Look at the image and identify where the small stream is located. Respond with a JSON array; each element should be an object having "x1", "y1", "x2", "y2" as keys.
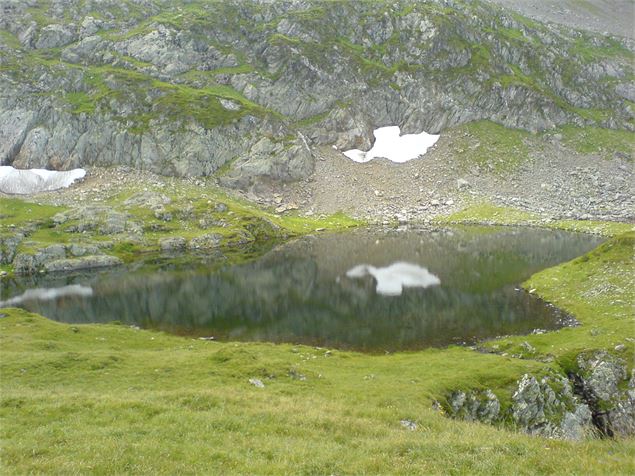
[{"x1": 1, "y1": 226, "x2": 603, "y2": 351}]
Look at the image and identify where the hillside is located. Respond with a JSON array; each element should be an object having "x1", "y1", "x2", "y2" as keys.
[
  {"x1": 488, "y1": 0, "x2": 635, "y2": 39},
  {"x1": 0, "y1": 0, "x2": 633, "y2": 191}
]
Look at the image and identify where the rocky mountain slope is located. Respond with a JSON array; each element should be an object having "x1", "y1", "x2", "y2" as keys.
[
  {"x1": 0, "y1": 0, "x2": 633, "y2": 190},
  {"x1": 488, "y1": 0, "x2": 635, "y2": 40}
]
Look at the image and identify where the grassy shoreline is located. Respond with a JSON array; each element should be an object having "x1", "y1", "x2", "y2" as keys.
[{"x1": 435, "y1": 202, "x2": 634, "y2": 237}]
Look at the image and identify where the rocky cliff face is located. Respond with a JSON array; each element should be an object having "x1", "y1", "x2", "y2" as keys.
[
  {"x1": 0, "y1": 0, "x2": 633, "y2": 188},
  {"x1": 447, "y1": 350, "x2": 635, "y2": 440}
]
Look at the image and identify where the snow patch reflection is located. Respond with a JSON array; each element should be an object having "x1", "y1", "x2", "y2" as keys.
[
  {"x1": 343, "y1": 126, "x2": 439, "y2": 163},
  {"x1": 346, "y1": 262, "x2": 441, "y2": 296},
  {"x1": 0, "y1": 166, "x2": 86, "y2": 194},
  {"x1": 0, "y1": 284, "x2": 93, "y2": 307}
]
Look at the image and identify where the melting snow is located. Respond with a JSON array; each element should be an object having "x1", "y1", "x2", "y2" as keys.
[
  {"x1": 0, "y1": 166, "x2": 86, "y2": 194},
  {"x1": 346, "y1": 262, "x2": 441, "y2": 296},
  {"x1": 0, "y1": 284, "x2": 93, "y2": 307},
  {"x1": 343, "y1": 126, "x2": 440, "y2": 163}
]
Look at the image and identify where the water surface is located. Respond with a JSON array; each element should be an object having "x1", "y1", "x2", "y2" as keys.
[{"x1": 1, "y1": 227, "x2": 602, "y2": 351}]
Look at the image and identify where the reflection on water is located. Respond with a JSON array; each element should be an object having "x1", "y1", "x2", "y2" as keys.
[
  {"x1": 346, "y1": 262, "x2": 440, "y2": 296},
  {"x1": 0, "y1": 284, "x2": 93, "y2": 307},
  {"x1": 1, "y1": 226, "x2": 603, "y2": 351}
]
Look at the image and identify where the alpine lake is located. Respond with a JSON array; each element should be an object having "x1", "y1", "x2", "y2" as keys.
[{"x1": 1, "y1": 226, "x2": 603, "y2": 352}]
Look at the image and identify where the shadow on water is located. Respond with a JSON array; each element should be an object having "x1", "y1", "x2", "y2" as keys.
[{"x1": 1, "y1": 226, "x2": 603, "y2": 352}]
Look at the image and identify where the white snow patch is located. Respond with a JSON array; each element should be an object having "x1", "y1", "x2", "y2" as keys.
[
  {"x1": 0, "y1": 166, "x2": 86, "y2": 194},
  {"x1": 343, "y1": 126, "x2": 440, "y2": 163},
  {"x1": 346, "y1": 262, "x2": 441, "y2": 296},
  {"x1": 0, "y1": 284, "x2": 93, "y2": 307}
]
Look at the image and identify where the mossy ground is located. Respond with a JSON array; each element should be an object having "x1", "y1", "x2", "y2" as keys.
[
  {"x1": 437, "y1": 202, "x2": 634, "y2": 236},
  {"x1": 447, "y1": 121, "x2": 635, "y2": 175},
  {"x1": 0, "y1": 182, "x2": 361, "y2": 276},
  {"x1": 1, "y1": 195, "x2": 634, "y2": 473}
]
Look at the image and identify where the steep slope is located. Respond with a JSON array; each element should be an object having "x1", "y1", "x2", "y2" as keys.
[
  {"x1": 487, "y1": 0, "x2": 635, "y2": 39},
  {"x1": 0, "y1": 0, "x2": 633, "y2": 189}
]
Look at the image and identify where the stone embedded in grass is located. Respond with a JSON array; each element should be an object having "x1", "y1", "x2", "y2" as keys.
[
  {"x1": 248, "y1": 378, "x2": 265, "y2": 388},
  {"x1": 43, "y1": 255, "x2": 123, "y2": 273},
  {"x1": 400, "y1": 419, "x2": 418, "y2": 431},
  {"x1": 159, "y1": 237, "x2": 187, "y2": 252},
  {"x1": 188, "y1": 233, "x2": 223, "y2": 250}
]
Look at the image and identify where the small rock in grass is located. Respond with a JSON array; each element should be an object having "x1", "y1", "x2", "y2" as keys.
[
  {"x1": 249, "y1": 378, "x2": 265, "y2": 388},
  {"x1": 159, "y1": 237, "x2": 186, "y2": 252},
  {"x1": 614, "y1": 344, "x2": 626, "y2": 352},
  {"x1": 400, "y1": 419, "x2": 417, "y2": 430},
  {"x1": 521, "y1": 341, "x2": 536, "y2": 354}
]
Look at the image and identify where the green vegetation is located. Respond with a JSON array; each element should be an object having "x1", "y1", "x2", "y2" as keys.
[
  {"x1": 451, "y1": 121, "x2": 531, "y2": 173},
  {"x1": 445, "y1": 121, "x2": 633, "y2": 175},
  {"x1": 0, "y1": 199, "x2": 63, "y2": 227},
  {"x1": 437, "y1": 203, "x2": 538, "y2": 225},
  {"x1": 65, "y1": 91, "x2": 97, "y2": 114},
  {"x1": 569, "y1": 35, "x2": 633, "y2": 64},
  {"x1": 437, "y1": 202, "x2": 634, "y2": 236},
  {"x1": 0, "y1": 181, "x2": 361, "y2": 277},
  {"x1": 2, "y1": 230, "x2": 635, "y2": 473},
  {"x1": 485, "y1": 232, "x2": 635, "y2": 369},
  {"x1": 558, "y1": 125, "x2": 634, "y2": 158},
  {"x1": 0, "y1": 29, "x2": 21, "y2": 49}
]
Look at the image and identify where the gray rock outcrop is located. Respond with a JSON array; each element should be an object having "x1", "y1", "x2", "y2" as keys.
[
  {"x1": 0, "y1": 0, "x2": 632, "y2": 189},
  {"x1": 574, "y1": 351, "x2": 635, "y2": 437},
  {"x1": 446, "y1": 351, "x2": 635, "y2": 440}
]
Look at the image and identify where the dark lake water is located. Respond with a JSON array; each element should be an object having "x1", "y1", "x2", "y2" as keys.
[{"x1": 1, "y1": 226, "x2": 603, "y2": 351}]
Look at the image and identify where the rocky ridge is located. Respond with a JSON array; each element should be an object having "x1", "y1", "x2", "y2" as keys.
[{"x1": 0, "y1": 0, "x2": 633, "y2": 189}]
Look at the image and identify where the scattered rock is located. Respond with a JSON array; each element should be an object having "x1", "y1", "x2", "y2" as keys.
[
  {"x1": 188, "y1": 233, "x2": 222, "y2": 250},
  {"x1": 400, "y1": 419, "x2": 417, "y2": 430},
  {"x1": 520, "y1": 341, "x2": 536, "y2": 354},
  {"x1": 43, "y1": 255, "x2": 122, "y2": 273},
  {"x1": 449, "y1": 389, "x2": 501, "y2": 424},
  {"x1": 456, "y1": 178, "x2": 470, "y2": 189},
  {"x1": 575, "y1": 351, "x2": 634, "y2": 436},
  {"x1": 159, "y1": 237, "x2": 187, "y2": 252},
  {"x1": 248, "y1": 378, "x2": 265, "y2": 388}
]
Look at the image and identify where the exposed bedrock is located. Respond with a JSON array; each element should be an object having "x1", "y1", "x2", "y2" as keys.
[
  {"x1": 446, "y1": 350, "x2": 635, "y2": 440},
  {"x1": 1, "y1": 0, "x2": 633, "y2": 188}
]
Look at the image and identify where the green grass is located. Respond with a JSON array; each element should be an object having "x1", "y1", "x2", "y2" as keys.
[
  {"x1": 557, "y1": 125, "x2": 635, "y2": 158},
  {"x1": 437, "y1": 202, "x2": 634, "y2": 237},
  {"x1": 437, "y1": 203, "x2": 537, "y2": 225},
  {"x1": 65, "y1": 91, "x2": 97, "y2": 114},
  {"x1": 2, "y1": 306, "x2": 634, "y2": 474},
  {"x1": 0, "y1": 184, "x2": 361, "y2": 275},
  {"x1": 484, "y1": 233, "x2": 635, "y2": 371},
  {"x1": 0, "y1": 199, "x2": 63, "y2": 227},
  {"x1": 451, "y1": 121, "x2": 531, "y2": 173},
  {"x1": 0, "y1": 29, "x2": 21, "y2": 49}
]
